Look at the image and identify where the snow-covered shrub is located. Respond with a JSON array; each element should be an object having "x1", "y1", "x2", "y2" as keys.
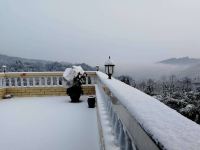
[
  {"x1": 179, "y1": 104, "x2": 198, "y2": 121},
  {"x1": 171, "y1": 92, "x2": 183, "y2": 100},
  {"x1": 162, "y1": 98, "x2": 188, "y2": 111}
]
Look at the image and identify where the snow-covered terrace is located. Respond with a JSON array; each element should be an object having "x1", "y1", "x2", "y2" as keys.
[
  {"x1": 0, "y1": 96, "x2": 100, "y2": 150},
  {"x1": 0, "y1": 71, "x2": 200, "y2": 150}
]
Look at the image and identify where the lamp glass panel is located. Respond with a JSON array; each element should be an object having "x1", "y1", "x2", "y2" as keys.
[
  {"x1": 107, "y1": 66, "x2": 110, "y2": 74},
  {"x1": 105, "y1": 66, "x2": 108, "y2": 74},
  {"x1": 109, "y1": 66, "x2": 113, "y2": 74}
]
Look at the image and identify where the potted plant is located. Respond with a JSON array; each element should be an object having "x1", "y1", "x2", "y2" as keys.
[
  {"x1": 63, "y1": 66, "x2": 87, "y2": 103},
  {"x1": 67, "y1": 72, "x2": 87, "y2": 103}
]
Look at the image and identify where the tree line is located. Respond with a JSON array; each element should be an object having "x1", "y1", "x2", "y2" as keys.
[{"x1": 117, "y1": 75, "x2": 200, "y2": 124}]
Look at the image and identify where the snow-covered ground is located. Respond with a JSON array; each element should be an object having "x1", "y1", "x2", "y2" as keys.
[{"x1": 0, "y1": 96, "x2": 100, "y2": 150}]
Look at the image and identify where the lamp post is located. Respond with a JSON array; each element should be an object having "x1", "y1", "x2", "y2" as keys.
[
  {"x1": 96, "y1": 65, "x2": 100, "y2": 71},
  {"x1": 2, "y1": 65, "x2": 6, "y2": 73},
  {"x1": 105, "y1": 56, "x2": 115, "y2": 79}
]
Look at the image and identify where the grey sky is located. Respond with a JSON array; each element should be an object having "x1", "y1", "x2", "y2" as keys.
[{"x1": 0, "y1": 0, "x2": 200, "y2": 66}]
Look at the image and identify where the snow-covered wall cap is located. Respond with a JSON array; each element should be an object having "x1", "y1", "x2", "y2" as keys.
[
  {"x1": 97, "y1": 71, "x2": 200, "y2": 150},
  {"x1": 104, "y1": 56, "x2": 115, "y2": 66}
]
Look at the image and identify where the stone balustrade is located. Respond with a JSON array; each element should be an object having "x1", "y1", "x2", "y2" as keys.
[
  {"x1": 96, "y1": 72, "x2": 200, "y2": 150},
  {"x1": 0, "y1": 71, "x2": 96, "y2": 98}
]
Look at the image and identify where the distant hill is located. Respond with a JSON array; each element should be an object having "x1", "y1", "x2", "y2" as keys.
[
  {"x1": 158, "y1": 57, "x2": 200, "y2": 66},
  {"x1": 0, "y1": 54, "x2": 95, "y2": 72}
]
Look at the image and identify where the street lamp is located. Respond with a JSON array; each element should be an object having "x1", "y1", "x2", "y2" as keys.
[
  {"x1": 105, "y1": 56, "x2": 115, "y2": 79},
  {"x1": 96, "y1": 65, "x2": 100, "y2": 71},
  {"x1": 2, "y1": 65, "x2": 7, "y2": 73}
]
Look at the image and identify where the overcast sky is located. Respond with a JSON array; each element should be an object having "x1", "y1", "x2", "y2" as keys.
[{"x1": 0, "y1": 0, "x2": 200, "y2": 66}]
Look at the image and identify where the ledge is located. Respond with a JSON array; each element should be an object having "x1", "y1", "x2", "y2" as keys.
[{"x1": 97, "y1": 72, "x2": 200, "y2": 150}]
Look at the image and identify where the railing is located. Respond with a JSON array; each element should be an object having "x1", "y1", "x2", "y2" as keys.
[
  {"x1": 96, "y1": 72, "x2": 200, "y2": 150},
  {"x1": 0, "y1": 71, "x2": 96, "y2": 97},
  {"x1": 0, "y1": 71, "x2": 97, "y2": 88}
]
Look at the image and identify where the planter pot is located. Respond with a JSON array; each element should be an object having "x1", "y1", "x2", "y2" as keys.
[
  {"x1": 69, "y1": 94, "x2": 81, "y2": 103},
  {"x1": 67, "y1": 86, "x2": 83, "y2": 103},
  {"x1": 87, "y1": 96, "x2": 96, "y2": 108}
]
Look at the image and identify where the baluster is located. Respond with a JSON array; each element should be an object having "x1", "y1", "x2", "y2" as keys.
[
  {"x1": 2, "y1": 78, "x2": 4, "y2": 87},
  {"x1": 27, "y1": 78, "x2": 30, "y2": 87},
  {"x1": 125, "y1": 132, "x2": 134, "y2": 150},
  {"x1": 55, "y1": 77, "x2": 59, "y2": 86},
  {"x1": 44, "y1": 77, "x2": 48, "y2": 86},
  {"x1": 60, "y1": 77, "x2": 64, "y2": 86},
  {"x1": 1, "y1": 78, "x2": 3, "y2": 87},
  {"x1": 90, "y1": 77, "x2": 93, "y2": 84},
  {"x1": 108, "y1": 102, "x2": 112, "y2": 117},
  {"x1": 39, "y1": 77, "x2": 42, "y2": 86},
  {"x1": 8, "y1": 78, "x2": 12, "y2": 87},
  {"x1": 106, "y1": 99, "x2": 111, "y2": 110},
  {"x1": 21, "y1": 78, "x2": 24, "y2": 87},
  {"x1": 114, "y1": 118, "x2": 120, "y2": 140},
  {"x1": 5, "y1": 78, "x2": 8, "y2": 87},
  {"x1": 14, "y1": 78, "x2": 18, "y2": 87},
  {"x1": 1, "y1": 78, "x2": 2, "y2": 87},
  {"x1": 86, "y1": 77, "x2": 89, "y2": 85},
  {"x1": 110, "y1": 105, "x2": 115, "y2": 119},
  {"x1": 3, "y1": 78, "x2": 6, "y2": 87},
  {"x1": 112, "y1": 112, "x2": 116, "y2": 128},
  {"x1": 50, "y1": 77, "x2": 53, "y2": 86},
  {"x1": 53, "y1": 77, "x2": 56, "y2": 86},
  {"x1": 93, "y1": 77, "x2": 97, "y2": 84},
  {"x1": 33, "y1": 78, "x2": 36, "y2": 86},
  {"x1": 118, "y1": 123, "x2": 126, "y2": 150}
]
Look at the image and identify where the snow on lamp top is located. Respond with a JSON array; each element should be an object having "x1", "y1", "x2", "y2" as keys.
[{"x1": 104, "y1": 56, "x2": 115, "y2": 66}]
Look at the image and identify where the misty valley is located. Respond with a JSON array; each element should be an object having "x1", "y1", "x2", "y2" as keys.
[{"x1": 117, "y1": 57, "x2": 200, "y2": 125}]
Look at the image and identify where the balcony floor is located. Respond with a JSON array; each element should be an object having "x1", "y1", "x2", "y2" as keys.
[{"x1": 0, "y1": 96, "x2": 100, "y2": 150}]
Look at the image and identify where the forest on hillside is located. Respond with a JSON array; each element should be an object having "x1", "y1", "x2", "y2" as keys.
[
  {"x1": 0, "y1": 54, "x2": 95, "y2": 72},
  {"x1": 118, "y1": 75, "x2": 200, "y2": 125}
]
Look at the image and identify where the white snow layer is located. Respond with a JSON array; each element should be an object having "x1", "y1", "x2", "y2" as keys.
[
  {"x1": 0, "y1": 96, "x2": 100, "y2": 150},
  {"x1": 97, "y1": 72, "x2": 200, "y2": 150},
  {"x1": 95, "y1": 85, "x2": 120, "y2": 150}
]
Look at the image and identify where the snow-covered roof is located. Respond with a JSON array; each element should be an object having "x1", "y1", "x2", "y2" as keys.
[{"x1": 97, "y1": 71, "x2": 200, "y2": 150}]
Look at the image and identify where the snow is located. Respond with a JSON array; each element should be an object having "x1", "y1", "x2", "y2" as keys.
[
  {"x1": 97, "y1": 72, "x2": 200, "y2": 150},
  {"x1": 95, "y1": 85, "x2": 120, "y2": 150},
  {"x1": 105, "y1": 56, "x2": 115, "y2": 66},
  {"x1": 63, "y1": 66, "x2": 85, "y2": 81},
  {"x1": 0, "y1": 96, "x2": 100, "y2": 150},
  {"x1": 63, "y1": 68, "x2": 74, "y2": 81},
  {"x1": 63, "y1": 66, "x2": 85, "y2": 88}
]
